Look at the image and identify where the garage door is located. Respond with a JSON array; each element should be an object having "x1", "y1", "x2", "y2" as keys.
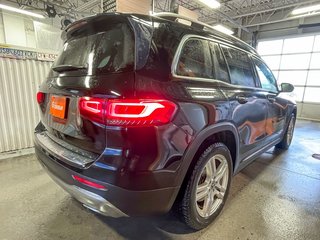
[{"x1": 258, "y1": 34, "x2": 320, "y2": 120}]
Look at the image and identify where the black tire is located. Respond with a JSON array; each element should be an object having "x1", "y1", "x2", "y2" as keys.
[
  {"x1": 179, "y1": 143, "x2": 232, "y2": 230},
  {"x1": 276, "y1": 114, "x2": 295, "y2": 150}
]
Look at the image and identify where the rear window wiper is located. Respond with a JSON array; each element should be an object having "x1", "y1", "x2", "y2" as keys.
[{"x1": 52, "y1": 65, "x2": 87, "y2": 73}]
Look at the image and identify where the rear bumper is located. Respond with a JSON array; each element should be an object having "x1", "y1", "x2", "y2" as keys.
[
  {"x1": 34, "y1": 132, "x2": 180, "y2": 216},
  {"x1": 41, "y1": 161, "x2": 127, "y2": 217}
]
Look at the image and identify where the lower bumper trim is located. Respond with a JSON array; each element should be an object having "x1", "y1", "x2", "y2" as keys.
[{"x1": 44, "y1": 165, "x2": 128, "y2": 218}]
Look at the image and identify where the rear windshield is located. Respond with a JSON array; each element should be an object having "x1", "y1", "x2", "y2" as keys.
[{"x1": 53, "y1": 23, "x2": 134, "y2": 75}]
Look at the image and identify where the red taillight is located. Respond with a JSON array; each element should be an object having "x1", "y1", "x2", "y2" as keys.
[
  {"x1": 79, "y1": 98, "x2": 177, "y2": 126},
  {"x1": 79, "y1": 97, "x2": 105, "y2": 124},
  {"x1": 72, "y1": 175, "x2": 107, "y2": 190},
  {"x1": 106, "y1": 99, "x2": 177, "y2": 126},
  {"x1": 37, "y1": 92, "x2": 45, "y2": 104}
]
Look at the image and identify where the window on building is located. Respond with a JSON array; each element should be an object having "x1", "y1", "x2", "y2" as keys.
[
  {"x1": 257, "y1": 39, "x2": 283, "y2": 55},
  {"x1": 258, "y1": 35, "x2": 320, "y2": 103},
  {"x1": 282, "y1": 36, "x2": 314, "y2": 54},
  {"x1": 313, "y1": 35, "x2": 320, "y2": 51},
  {"x1": 280, "y1": 54, "x2": 311, "y2": 70},
  {"x1": 277, "y1": 71, "x2": 307, "y2": 86}
]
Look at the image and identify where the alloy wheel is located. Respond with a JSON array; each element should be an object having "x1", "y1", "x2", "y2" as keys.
[
  {"x1": 286, "y1": 117, "x2": 295, "y2": 146},
  {"x1": 195, "y1": 154, "x2": 229, "y2": 218}
]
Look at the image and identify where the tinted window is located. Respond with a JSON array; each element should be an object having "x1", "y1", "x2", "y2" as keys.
[
  {"x1": 142, "y1": 21, "x2": 181, "y2": 79},
  {"x1": 221, "y1": 46, "x2": 256, "y2": 87},
  {"x1": 254, "y1": 59, "x2": 278, "y2": 92},
  {"x1": 209, "y1": 42, "x2": 230, "y2": 83},
  {"x1": 177, "y1": 39, "x2": 213, "y2": 79},
  {"x1": 54, "y1": 23, "x2": 134, "y2": 75}
]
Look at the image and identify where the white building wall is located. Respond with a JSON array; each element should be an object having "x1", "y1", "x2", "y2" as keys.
[
  {"x1": 0, "y1": 11, "x2": 6, "y2": 43},
  {"x1": 0, "y1": 57, "x2": 52, "y2": 153},
  {"x1": 0, "y1": 10, "x2": 61, "y2": 153}
]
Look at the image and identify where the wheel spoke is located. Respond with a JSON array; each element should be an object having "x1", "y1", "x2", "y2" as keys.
[
  {"x1": 196, "y1": 182, "x2": 210, "y2": 201},
  {"x1": 210, "y1": 158, "x2": 217, "y2": 172},
  {"x1": 215, "y1": 160, "x2": 228, "y2": 181},
  {"x1": 203, "y1": 190, "x2": 214, "y2": 216},
  {"x1": 206, "y1": 160, "x2": 214, "y2": 178}
]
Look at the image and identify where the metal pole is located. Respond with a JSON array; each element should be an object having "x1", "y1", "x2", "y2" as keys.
[
  {"x1": 151, "y1": 0, "x2": 154, "y2": 14},
  {"x1": 170, "y1": 0, "x2": 176, "y2": 13}
]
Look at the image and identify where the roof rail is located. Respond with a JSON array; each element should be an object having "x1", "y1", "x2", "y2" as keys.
[{"x1": 153, "y1": 12, "x2": 256, "y2": 53}]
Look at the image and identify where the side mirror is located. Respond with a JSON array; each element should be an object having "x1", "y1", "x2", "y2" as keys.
[{"x1": 281, "y1": 83, "x2": 294, "y2": 93}]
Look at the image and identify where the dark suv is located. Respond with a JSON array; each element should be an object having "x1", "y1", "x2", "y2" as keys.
[{"x1": 34, "y1": 12, "x2": 296, "y2": 229}]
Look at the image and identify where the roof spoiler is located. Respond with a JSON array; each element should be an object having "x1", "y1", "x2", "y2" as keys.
[{"x1": 153, "y1": 12, "x2": 257, "y2": 53}]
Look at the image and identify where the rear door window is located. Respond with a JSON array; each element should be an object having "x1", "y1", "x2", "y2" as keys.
[
  {"x1": 221, "y1": 46, "x2": 256, "y2": 87},
  {"x1": 54, "y1": 23, "x2": 134, "y2": 75},
  {"x1": 209, "y1": 42, "x2": 230, "y2": 83},
  {"x1": 176, "y1": 39, "x2": 213, "y2": 79}
]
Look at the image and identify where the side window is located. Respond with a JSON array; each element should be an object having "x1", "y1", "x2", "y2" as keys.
[
  {"x1": 253, "y1": 59, "x2": 278, "y2": 92},
  {"x1": 221, "y1": 46, "x2": 256, "y2": 87},
  {"x1": 209, "y1": 42, "x2": 230, "y2": 83},
  {"x1": 176, "y1": 39, "x2": 213, "y2": 79}
]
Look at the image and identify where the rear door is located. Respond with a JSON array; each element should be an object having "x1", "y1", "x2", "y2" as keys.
[
  {"x1": 38, "y1": 17, "x2": 135, "y2": 156},
  {"x1": 170, "y1": 37, "x2": 232, "y2": 131},
  {"x1": 252, "y1": 57, "x2": 286, "y2": 142},
  {"x1": 219, "y1": 45, "x2": 269, "y2": 161}
]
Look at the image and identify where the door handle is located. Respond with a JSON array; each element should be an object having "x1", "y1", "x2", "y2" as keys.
[
  {"x1": 236, "y1": 95, "x2": 248, "y2": 104},
  {"x1": 267, "y1": 95, "x2": 276, "y2": 103}
]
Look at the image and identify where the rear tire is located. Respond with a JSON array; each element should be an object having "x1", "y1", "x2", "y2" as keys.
[
  {"x1": 276, "y1": 114, "x2": 295, "y2": 150},
  {"x1": 179, "y1": 143, "x2": 232, "y2": 230}
]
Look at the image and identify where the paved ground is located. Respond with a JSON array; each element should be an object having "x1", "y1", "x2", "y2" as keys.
[{"x1": 0, "y1": 120, "x2": 320, "y2": 240}]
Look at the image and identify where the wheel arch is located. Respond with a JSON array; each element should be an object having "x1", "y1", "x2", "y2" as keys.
[
  {"x1": 175, "y1": 123, "x2": 240, "y2": 196},
  {"x1": 292, "y1": 106, "x2": 297, "y2": 118}
]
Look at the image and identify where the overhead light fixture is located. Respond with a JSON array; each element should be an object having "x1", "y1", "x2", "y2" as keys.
[
  {"x1": 61, "y1": 18, "x2": 73, "y2": 30},
  {"x1": 197, "y1": 0, "x2": 221, "y2": 9},
  {"x1": 292, "y1": 4, "x2": 320, "y2": 15},
  {"x1": 0, "y1": 3, "x2": 44, "y2": 18},
  {"x1": 213, "y1": 24, "x2": 234, "y2": 35}
]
